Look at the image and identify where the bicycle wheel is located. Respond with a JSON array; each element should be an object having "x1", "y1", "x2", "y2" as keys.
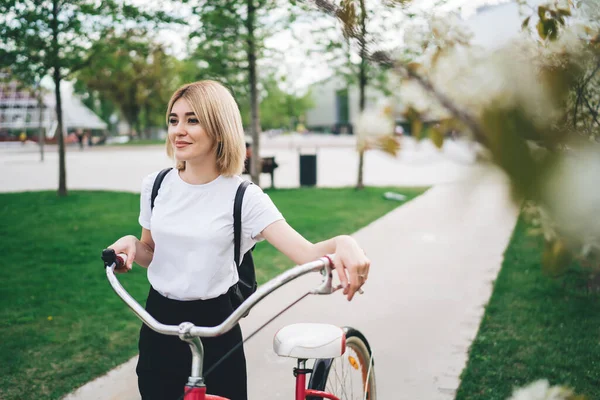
[{"x1": 307, "y1": 327, "x2": 376, "y2": 400}]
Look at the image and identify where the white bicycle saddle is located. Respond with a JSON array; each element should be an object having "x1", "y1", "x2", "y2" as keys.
[{"x1": 273, "y1": 323, "x2": 346, "y2": 359}]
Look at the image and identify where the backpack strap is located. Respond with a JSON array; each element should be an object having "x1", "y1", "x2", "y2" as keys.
[
  {"x1": 151, "y1": 168, "x2": 173, "y2": 211},
  {"x1": 234, "y1": 180, "x2": 252, "y2": 267}
]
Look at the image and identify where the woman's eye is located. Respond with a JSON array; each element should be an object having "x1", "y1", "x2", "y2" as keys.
[
  {"x1": 188, "y1": 118, "x2": 199, "y2": 124},
  {"x1": 169, "y1": 119, "x2": 178, "y2": 125}
]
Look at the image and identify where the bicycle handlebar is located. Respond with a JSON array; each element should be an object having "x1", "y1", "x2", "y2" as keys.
[{"x1": 101, "y1": 249, "x2": 336, "y2": 338}]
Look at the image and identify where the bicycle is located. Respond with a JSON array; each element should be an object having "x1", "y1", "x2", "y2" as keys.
[{"x1": 101, "y1": 249, "x2": 376, "y2": 400}]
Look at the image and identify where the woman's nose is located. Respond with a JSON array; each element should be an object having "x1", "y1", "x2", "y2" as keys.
[{"x1": 171, "y1": 126, "x2": 186, "y2": 136}]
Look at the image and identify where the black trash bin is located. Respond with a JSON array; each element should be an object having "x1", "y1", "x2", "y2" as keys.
[{"x1": 299, "y1": 154, "x2": 317, "y2": 187}]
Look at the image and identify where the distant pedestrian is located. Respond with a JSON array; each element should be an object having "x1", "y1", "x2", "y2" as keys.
[
  {"x1": 19, "y1": 131, "x2": 26, "y2": 145},
  {"x1": 76, "y1": 129, "x2": 84, "y2": 150}
]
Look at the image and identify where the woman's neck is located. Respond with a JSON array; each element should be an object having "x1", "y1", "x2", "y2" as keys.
[{"x1": 179, "y1": 160, "x2": 220, "y2": 185}]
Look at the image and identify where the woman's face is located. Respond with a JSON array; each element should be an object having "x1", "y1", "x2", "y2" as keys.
[{"x1": 168, "y1": 98, "x2": 215, "y2": 164}]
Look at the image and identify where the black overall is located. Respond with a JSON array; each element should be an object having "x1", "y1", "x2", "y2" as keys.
[{"x1": 136, "y1": 286, "x2": 247, "y2": 400}]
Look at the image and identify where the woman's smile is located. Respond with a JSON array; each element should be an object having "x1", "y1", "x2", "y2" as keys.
[{"x1": 175, "y1": 140, "x2": 192, "y2": 149}]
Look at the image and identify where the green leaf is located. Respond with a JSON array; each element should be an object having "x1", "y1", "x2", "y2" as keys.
[
  {"x1": 412, "y1": 119, "x2": 423, "y2": 139},
  {"x1": 557, "y1": 7, "x2": 572, "y2": 17},
  {"x1": 481, "y1": 105, "x2": 540, "y2": 199},
  {"x1": 537, "y1": 20, "x2": 546, "y2": 39},
  {"x1": 541, "y1": 238, "x2": 572, "y2": 277},
  {"x1": 429, "y1": 127, "x2": 444, "y2": 149},
  {"x1": 338, "y1": 0, "x2": 357, "y2": 39},
  {"x1": 538, "y1": 5, "x2": 548, "y2": 21}
]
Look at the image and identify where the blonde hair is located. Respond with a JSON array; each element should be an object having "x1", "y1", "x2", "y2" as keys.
[{"x1": 165, "y1": 80, "x2": 246, "y2": 176}]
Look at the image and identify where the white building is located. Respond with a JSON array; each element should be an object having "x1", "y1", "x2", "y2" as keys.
[
  {"x1": 0, "y1": 78, "x2": 107, "y2": 139},
  {"x1": 304, "y1": 76, "x2": 392, "y2": 134}
]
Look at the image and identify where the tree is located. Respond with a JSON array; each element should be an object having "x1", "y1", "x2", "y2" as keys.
[
  {"x1": 0, "y1": 0, "x2": 173, "y2": 196},
  {"x1": 76, "y1": 30, "x2": 182, "y2": 139},
  {"x1": 314, "y1": 0, "x2": 405, "y2": 189},
  {"x1": 189, "y1": 0, "x2": 296, "y2": 186},
  {"x1": 259, "y1": 76, "x2": 315, "y2": 130}
]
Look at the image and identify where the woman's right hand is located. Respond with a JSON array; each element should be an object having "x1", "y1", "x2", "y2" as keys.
[{"x1": 108, "y1": 235, "x2": 138, "y2": 273}]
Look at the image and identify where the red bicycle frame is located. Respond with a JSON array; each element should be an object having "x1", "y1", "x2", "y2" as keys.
[
  {"x1": 183, "y1": 386, "x2": 228, "y2": 400},
  {"x1": 296, "y1": 370, "x2": 340, "y2": 400},
  {"x1": 182, "y1": 364, "x2": 340, "y2": 400}
]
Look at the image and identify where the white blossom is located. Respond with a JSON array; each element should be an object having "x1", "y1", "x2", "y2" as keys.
[
  {"x1": 507, "y1": 380, "x2": 551, "y2": 400},
  {"x1": 507, "y1": 379, "x2": 575, "y2": 400},
  {"x1": 355, "y1": 108, "x2": 394, "y2": 150},
  {"x1": 542, "y1": 144, "x2": 600, "y2": 250},
  {"x1": 403, "y1": 21, "x2": 430, "y2": 53}
]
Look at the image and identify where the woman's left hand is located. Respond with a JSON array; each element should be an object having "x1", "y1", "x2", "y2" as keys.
[{"x1": 333, "y1": 236, "x2": 371, "y2": 301}]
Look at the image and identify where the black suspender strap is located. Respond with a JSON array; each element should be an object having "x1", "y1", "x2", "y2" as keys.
[
  {"x1": 234, "y1": 180, "x2": 252, "y2": 267},
  {"x1": 151, "y1": 168, "x2": 173, "y2": 210}
]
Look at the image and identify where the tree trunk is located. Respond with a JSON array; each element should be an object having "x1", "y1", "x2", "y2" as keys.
[
  {"x1": 246, "y1": 0, "x2": 261, "y2": 186},
  {"x1": 357, "y1": 150, "x2": 365, "y2": 189},
  {"x1": 144, "y1": 103, "x2": 152, "y2": 139},
  {"x1": 37, "y1": 92, "x2": 45, "y2": 162},
  {"x1": 52, "y1": 0, "x2": 66, "y2": 196},
  {"x1": 126, "y1": 116, "x2": 136, "y2": 139},
  {"x1": 54, "y1": 70, "x2": 67, "y2": 196},
  {"x1": 356, "y1": 0, "x2": 367, "y2": 190},
  {"x1": 131, "y1": 87, "x2": 137, "y2": 140},
  {"x1": 135, "y1": 118, "x2": 142, "y2": 141}
]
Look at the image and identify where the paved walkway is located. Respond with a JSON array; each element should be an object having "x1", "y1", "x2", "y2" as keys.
[
  {"x1": 0, "y1": 135, "x2": 483, "y2": 192},
  {"x1": 1, "y1": 136, "x2": 518, "y2": 399}
]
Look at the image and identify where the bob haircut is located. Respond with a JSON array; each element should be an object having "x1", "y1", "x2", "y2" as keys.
[{"x1": 165, "y1": 80, "x2": 246, "y2": 176}]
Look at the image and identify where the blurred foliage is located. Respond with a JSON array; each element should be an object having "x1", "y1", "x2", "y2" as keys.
[
  {"x1": 401, "y1": 0, "x2": 600, "y2": 278},
  {"x1": 188, "y1": 0, "x2": 261, "y2": 101},
  {"x1": 75, "y1": 29, "x2": 183, "y2": 138},
  {"x1": 310, "y1": 0, "x2": 600, "y2": 278},
  {"x1": 258, "y1": 76, "x2": 315, "y2": 130},
  {"x1": 68, "y1": 0, "x2": 315, "y2": 138}
]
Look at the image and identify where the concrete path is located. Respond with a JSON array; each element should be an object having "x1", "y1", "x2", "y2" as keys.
[
  {"x1": 0, "y1": 135, "x2": 484, "y2": 192},
  {"x1": 1, "y1": 136, "x2": 518, "y2": 399},
  {"x1": 246, "y1": 166, "x2": 519, "y2": 399}
]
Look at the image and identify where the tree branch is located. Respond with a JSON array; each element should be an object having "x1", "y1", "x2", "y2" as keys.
[
  {"x1": 573, "y1": 81, "x2": 583, "y2": 127},
  {"x1": 304, "y1": 0, "x2": 489, "y2": 145},
  {"x1": 583, "y1": 94, "x2": 600, "y2": 127},
  {"x1": 574, "y1": 61, "x2": 600, "y2": 127},
  {"x1": 63, "y1": 57, "x2": 93, "y2": 80}
]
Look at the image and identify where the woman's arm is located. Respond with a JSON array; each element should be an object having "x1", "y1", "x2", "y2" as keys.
[
  {"x1": 108, "y1": 228, "x2": 155, "y2": 271},
  {"x1": 261, "y1": 220, "x2": 370, "y2": 301}
]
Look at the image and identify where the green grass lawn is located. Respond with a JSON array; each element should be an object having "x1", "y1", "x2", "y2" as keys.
[
  {"x1": 0, "y1": 186, "x2": 425, "y2": 400},
  {"x1": 456, "y1": 217, "x2": 600, "y2": 400}
]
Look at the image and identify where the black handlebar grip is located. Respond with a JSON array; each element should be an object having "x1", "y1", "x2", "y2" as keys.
[{"x1": 102, "y1": 248, "x2": 117, "y2": 268}]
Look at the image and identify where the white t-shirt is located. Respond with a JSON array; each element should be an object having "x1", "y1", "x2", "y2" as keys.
[{"x1": 138, "y1": 169, "x2": 284, "y2": 301}]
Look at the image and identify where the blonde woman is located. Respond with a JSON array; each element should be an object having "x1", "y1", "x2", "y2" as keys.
[{"x1": 108, "y1": 80, "x2": 370, "y2": 400}]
